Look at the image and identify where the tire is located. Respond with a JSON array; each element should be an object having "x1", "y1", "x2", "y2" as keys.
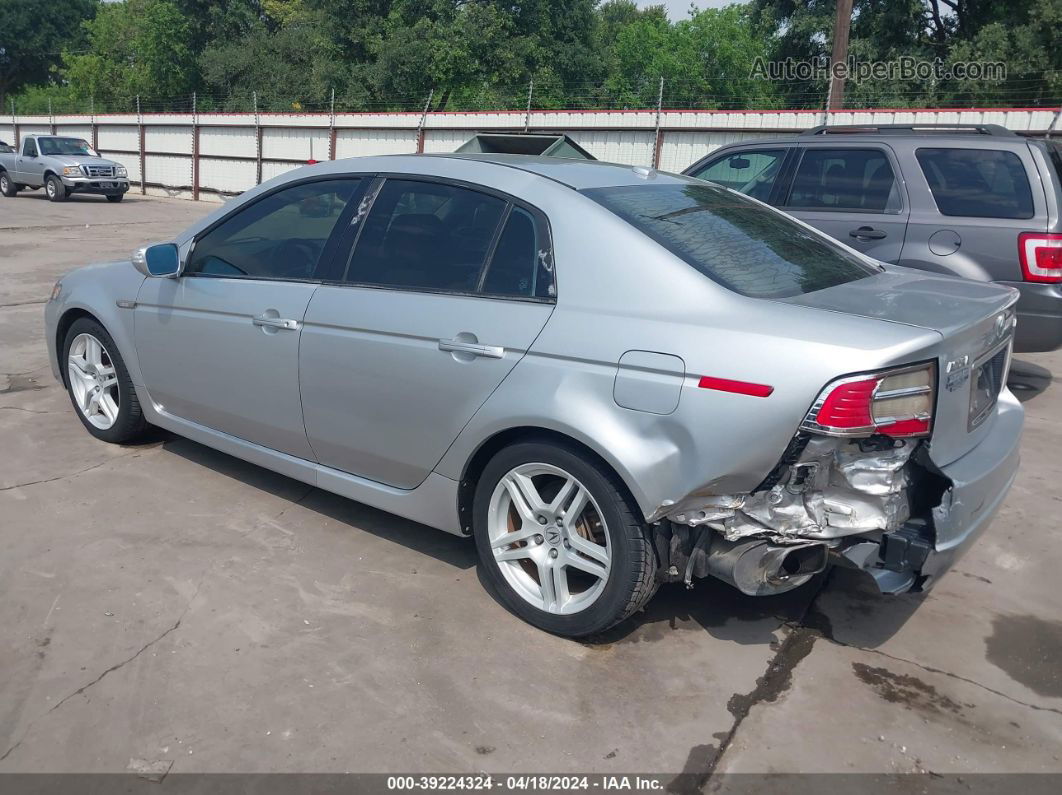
[
  {"x1": 106, "y1": 194, "x2": 124, "y2": 203},
  {"x1": 62, "y1": 318, "x2": 149, "y2": 444},
  {"x1": 473, "y1": 440, "x2": 658, "y2": 637},
  {"x1": 45, "y1": 174, "x2": 68, "y2": 202},
  {"x1": 0, "y1": 171, "x2": 16, "y2": 197}
]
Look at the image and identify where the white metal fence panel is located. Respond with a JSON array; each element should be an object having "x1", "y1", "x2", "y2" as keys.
[{"x1": 335, "y1": 128, "x2": 417, "y2": 158}]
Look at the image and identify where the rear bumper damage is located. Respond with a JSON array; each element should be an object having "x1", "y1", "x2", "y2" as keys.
[{"x1": 652, "y1": 390, "x2": 1023, "y2": 596}]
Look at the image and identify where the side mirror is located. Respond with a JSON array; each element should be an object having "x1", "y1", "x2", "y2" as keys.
[
  {"x1": 132, "y1": 243, "x2": 182, "y2": 278},
  {"x1": 729, "y1": 156, "x2": 751, "y2": 170}
]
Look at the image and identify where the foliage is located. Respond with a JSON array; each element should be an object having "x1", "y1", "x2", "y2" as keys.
[{"x1": 6, "y1": 0, "x2": 1061, "y2": 113}]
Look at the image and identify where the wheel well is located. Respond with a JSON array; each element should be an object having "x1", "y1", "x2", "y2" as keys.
[
  {"x1": 456, "y1": 426, "x2": 643, "y2": 535},
  {"x1": 55, "y1": 308, "x2": 101, "y2": 386}
]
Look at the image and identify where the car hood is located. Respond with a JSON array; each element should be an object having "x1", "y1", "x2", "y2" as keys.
[
  {"x1": 52, "y1": 156, "x2": 119, "y2": 168},
  {"x1": 780, "y1": 267, "x2": 1018, "y2": 338}
]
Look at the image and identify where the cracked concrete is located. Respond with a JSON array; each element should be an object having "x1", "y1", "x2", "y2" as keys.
[{"x1": 1, "y1": 193, "x2": 1061, "y2": 777}]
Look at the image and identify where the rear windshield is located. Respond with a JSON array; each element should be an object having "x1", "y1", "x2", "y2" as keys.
[
  {"x1": 915, "y1": 148, "x2": 1033, "y2": 219},
  {"x1": 582, "y1": 181, "x2": 876, "y2": 299}
]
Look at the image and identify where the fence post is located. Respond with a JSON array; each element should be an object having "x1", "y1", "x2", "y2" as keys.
[
  {"x1": 90, "y1": 96, "x2": 98, "y2": 152},
  {"x1": 1048, "y1": 103, "x2": 1062, "y2": 139},
  {"x1": 137, "y1": 96, "x2": 146, "y2": 195},
  {"x1": 524, "y1": 79, "x2": 534, "y2": 132},
  {"x1": 328, "y1": 87, "x2": 337, "y2": 160},
  {"x1": 48, "y1": 98, "x2": 55, "y2": 134},
  {"x1": 415, "y1": 88, "x2": 434, "y2": 153},
  {"x1": 9, "y1": 99, "x2": 17, "y2": 150},
  {"x1": 652, "y1": 76, "x2": 665, "y2": 169},
  {"x1": 191, "y1": 92, "x2": 200, "y2": 200},
  {"x1": 253, "y1": 91, "x2": 262, "y2": 185}
]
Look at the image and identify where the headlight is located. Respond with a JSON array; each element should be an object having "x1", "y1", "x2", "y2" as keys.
[
  {"x1": 115, "y1": 165, "x2": 128, "y2": 177},
  {"x1": 62, "y1": 166, "x2": 82, "y2": 177},
  {"x1": 49, "y1": 280, "x2": 62, "y2": 302}
]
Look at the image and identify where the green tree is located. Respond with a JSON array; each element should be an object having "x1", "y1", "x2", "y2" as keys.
[
  {"x1": 62, "y1": 0, "x2": 197, "y2": 109},
  {"x1": 0, "y1": 0, "x2": 96, "y2": 110}
]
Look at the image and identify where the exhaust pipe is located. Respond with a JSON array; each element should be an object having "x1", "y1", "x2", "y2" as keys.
[{"x1": 706, "y1": 537, "x2": 828, "y2": 596}]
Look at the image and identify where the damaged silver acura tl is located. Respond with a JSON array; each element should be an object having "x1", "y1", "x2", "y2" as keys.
[{"x1": 44, "y1": 154, "x2": 1022, "y2": 636}]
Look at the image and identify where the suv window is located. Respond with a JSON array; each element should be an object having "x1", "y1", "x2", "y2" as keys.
[
  {"x1": 345, "y1": 179, "x2": 506, "y2": 292},
  {"x1": 916, "y1": 148, "x2": 1033, "y2": 219},
  {"x1": 692, "y1": 149, "x2": 786, "y2": 202},
  {"x1": 22, "y1": 139, "x2": 37, "y2": 157},
  {"x1": 187, "y1": 178, "x2": 361, "y2": 279},
  {"x1": 584, "y1": 181, "x2": 875, "y2": 299},
  {"x1": 787, "y1": 148, "x2": 900, "y2": 213}
]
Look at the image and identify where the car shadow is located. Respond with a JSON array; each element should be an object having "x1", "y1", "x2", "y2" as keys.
[
  {"x1": 13, "y1": 190, "x2": 136, "y2": 203},
  {"x1": 1007, "y1": 357, "x2": 1054, "y2": 403},
  {"x1": 157, "y1": 432, "x2": 924, "y2": 648}
]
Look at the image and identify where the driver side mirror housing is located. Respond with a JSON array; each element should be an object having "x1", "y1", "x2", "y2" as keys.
[{"x1": 132, "y1": 243, "x2": 182, "y2": 278}]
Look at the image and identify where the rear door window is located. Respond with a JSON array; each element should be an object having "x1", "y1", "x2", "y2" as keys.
[
  {"x1": 583, "y1": 181, "x2": 876, "y2": 299},
  {"x1": 916, "y1": 148, "x2": 1033, "y2": 219},
  {"x1": 786, "y1": 148, "x2": 901, "y2": 213},
  {"x1": 691, "y1": 149, "x2": 787, "y2": 202},
  {"x1": 480, "y1": 207, "x2": 555, "y2": 299}
]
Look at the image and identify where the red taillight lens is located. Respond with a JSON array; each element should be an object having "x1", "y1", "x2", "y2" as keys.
[
  {"x1": 1018, "y1": 232, "x2": 1062, "y2": 283},
  {"x1": 802, "y1": 363, "x2": 936, "y2": 438}
]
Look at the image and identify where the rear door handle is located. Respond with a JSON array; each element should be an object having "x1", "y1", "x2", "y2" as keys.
[
  {"x1": 252, "y1": 314, "x2": 300, "y2": 331},
  {"x1": 849, "y1": 226, "x2": 887, "y2": 240},
  {"x1": 438, "y1": 338, "x2": 504, "y2": 359}
]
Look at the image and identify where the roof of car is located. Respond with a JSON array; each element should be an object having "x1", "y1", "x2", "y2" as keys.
[{"x1": 424, "y1": 153, "x2": 693, "y2": 190}]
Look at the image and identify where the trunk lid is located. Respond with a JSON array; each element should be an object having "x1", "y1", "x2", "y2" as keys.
[{"x1": 782, "y1": 267, "x2": 1018, "y2": 466}]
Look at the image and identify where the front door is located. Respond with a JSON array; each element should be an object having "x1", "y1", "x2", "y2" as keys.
[
  {"x1": 16, "y1": 138, "x2": 44, "y2": 186},
  {"x1": 300, "y1": 177, "x2": 556, "y2": 488},
  {"x1": 135, "y1": 177, "x2": 363, "y2": 458},
  {"x1": 779, "y1": 146, "x2": 910, "y2": 263}
]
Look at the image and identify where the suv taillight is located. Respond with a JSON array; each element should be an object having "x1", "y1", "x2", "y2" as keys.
[
  {"x1": 1018, "y1": 232, "x2": 1062, "y2": 283},
  {"x1": 800, "y1": 363, "x2": 936, "y2": 438}
]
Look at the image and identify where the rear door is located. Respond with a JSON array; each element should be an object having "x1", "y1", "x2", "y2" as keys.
[
  {"x1": 299, "y1": 176, "x2": 555, "y2": 488},
  {"x1": 778, "y1": 144, "x2": 910, "y2": 262}
]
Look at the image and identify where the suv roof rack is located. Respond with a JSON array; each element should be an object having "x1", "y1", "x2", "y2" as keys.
[{"x1": 800, "y1": 123, "x2": 1017, "y2": 137}]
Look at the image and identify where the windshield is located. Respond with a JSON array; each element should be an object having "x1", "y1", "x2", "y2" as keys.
[
  {"x1": 37, "y1": 137, "x2": 99, "y2": 157},
  {"x1": 582, "y1": 181, "x2": 876, "y2": 299}
]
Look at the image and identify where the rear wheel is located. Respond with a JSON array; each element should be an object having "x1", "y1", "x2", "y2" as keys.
[
  {"x1": 106, "y1": 194, "x2": 124, "y2": 203},
  {"x1": 473, "y1": 441, "x2": 657, "y2": 637},
  {"x1": 62, "y1": 318, "x2": 149, "y2": 444},
  {"x1": 45, "y1": 174, "x2": 67, "y2": 202},
  {"x1": 0, "y1": 172, "x2": 17, "y2": 197}
]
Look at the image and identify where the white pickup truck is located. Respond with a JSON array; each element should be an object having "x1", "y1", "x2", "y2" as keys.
[{"x1": 0, "y1": 134, "x2": 130, "y2": 202}]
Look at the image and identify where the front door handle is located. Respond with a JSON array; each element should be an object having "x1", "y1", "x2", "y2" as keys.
[
  {"x1": 438, "y1": 338, "x2": 504, "y2": 359},
  {"x1": 252, "y1": 314, "x2": 300, "y2": 331},
  {"x1": 849, "y1": 226, "x2": 887, "y2": 240}
]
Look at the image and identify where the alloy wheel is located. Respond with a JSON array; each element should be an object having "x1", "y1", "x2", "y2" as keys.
[
  {"x1": 67, "y1": 333, "x2": 120, "y2": 430},
  {"x1": 487, "y1": 463, "x2": 612, "y2": 615}
]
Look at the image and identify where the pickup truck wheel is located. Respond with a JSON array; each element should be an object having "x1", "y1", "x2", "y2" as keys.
[
  {"x1": 45, "y1": 175, "x2": 68, "y2": 202},
  {"x1": 473, "y1": 441, "x2": 658, "y2": 637},
  {"x1": 106, "y1": 194, "x2": 124, "y2": 203},
  {"x1": 62, "y1": 318, "x2": 149, "y2": 444},
  {"x1": 0, "y1": 172, "x2": 17, "y2": 197}
]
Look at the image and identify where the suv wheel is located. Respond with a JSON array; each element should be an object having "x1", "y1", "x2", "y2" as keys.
[
  {"x1": 473, "y1": 441, "x2": 657, "y2": 637},
  {"x1": 45, "y1": 174, "x2": 68, "y2": 202},
  {"x1": 0, "y1": 172, "x2": 17, "y2": 197},
  {"x1": 63, "y1": 318, "x2": 149, "y2": 443}
]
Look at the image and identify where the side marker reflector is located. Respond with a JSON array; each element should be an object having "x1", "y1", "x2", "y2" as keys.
[{"x1": 698, "y1": 376, "x2": 774, "y2": 398}]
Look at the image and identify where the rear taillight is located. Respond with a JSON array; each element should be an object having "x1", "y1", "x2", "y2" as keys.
[
  {"x1": 1018, "y1": 232, "x2": 1062, "y2": 283},
  {"x1": 801, "y1": 363, "x2": 936, "y2": 438}
]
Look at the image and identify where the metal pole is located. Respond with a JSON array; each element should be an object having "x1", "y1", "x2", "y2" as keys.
[
  {"x1": 48, "y1": 98, "x2": 55, "y2": 134},
  {"x1": 415, "y1": 88, "x2": 434, "y2": 153},
  {"x1": 328, "y1": 87, "x2": 337, "y2": 160},
  {"x1": 652, "y1": 76, "x2": 665, "y2": 169},
  {"x1": 90, "y1": 96, "x2": 98, "y2": 151},
  {"x1": 524, "y1": 79, "x2": 534, "y2": 132},
  {"x1": 253, "y1": 90, "x2": 262, "y2": 185},
  {"x1": 10, "y1": 98, "x2": 17, "y2": 150},
  {"x1": 191, "y1": 91, "x2": 200, "y2": 200},
  {"x1": 1047, "y1": 103, "x2": 1062, "y2": 139},
  {"x1": 137, "y1": 95, "x2": 145, "y2": 195}
]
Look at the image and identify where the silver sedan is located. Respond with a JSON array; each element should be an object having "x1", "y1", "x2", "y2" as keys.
[{"x1": 45, "y1": 155, "x2": 1023, "y2": 636}]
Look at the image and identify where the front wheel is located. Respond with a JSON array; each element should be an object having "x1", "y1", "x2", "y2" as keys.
[
  {"x1": 45, "y1": 175, "x2": 67, "y2": 202},
  {"x1": 62, "y1": 318, "x2": 149, "y2": 443},
  {"x1": 473, "y1": 441, "x2": 657, "y2": 637},
  {"x1": 0, "y1": 172, "x2": 17, "y2": 197},
  {"x1": 106, "y1": 194, "x2": 124, "y2": 203}
]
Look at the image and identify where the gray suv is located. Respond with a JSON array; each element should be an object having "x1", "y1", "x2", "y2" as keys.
[{"x1": 685, "y1": 124, "x2": 1062, "y2": 352}]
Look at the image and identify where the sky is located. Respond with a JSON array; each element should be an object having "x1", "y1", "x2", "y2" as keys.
[{"x1": 636, "y1": 0, "x2": 746, "y2": 20}]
